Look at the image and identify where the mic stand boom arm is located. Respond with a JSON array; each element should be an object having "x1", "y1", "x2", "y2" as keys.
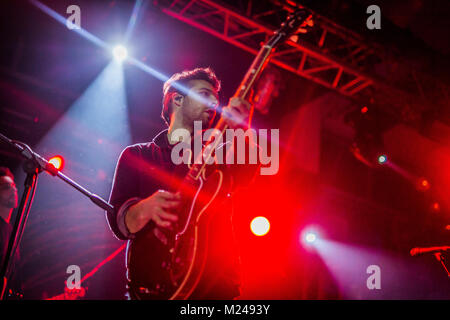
[
  {"x1": 434, "y1": 252, "x2": 450, "y2": 278},
  {"x1": 0, "y1": 132, "x2": 114, "y2": 300}
]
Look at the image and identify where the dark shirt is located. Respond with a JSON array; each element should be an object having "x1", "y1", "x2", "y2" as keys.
[{"x1": 107, "y1": 129, "x2": 253, "y2": 299}]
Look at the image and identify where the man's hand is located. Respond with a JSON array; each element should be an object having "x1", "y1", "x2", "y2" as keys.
[
  {"x1": 222, "y1": 97, "x2": 252, "y2": 129},
  {"x1": 125, "y1": 190, "x2": 180, "y2": 234}
]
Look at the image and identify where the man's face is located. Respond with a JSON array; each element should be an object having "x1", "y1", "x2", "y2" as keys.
[
  {"x1": 0, "y1": 176, "x2": 18, "y2": 209},
  {"x1": 180, "y1": 79, "x2": 219, "y2": 127}
]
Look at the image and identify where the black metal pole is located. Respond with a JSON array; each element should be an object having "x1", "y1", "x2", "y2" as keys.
[
  {"x1": 0, "y1": 162, "x2": 38, "y2": 300},
  {"x1": 434, "y1": 253, "x2": 450, "y2": 278},
  {"x1": 0, "y1": 132, "x2": 115, "y2": 299}
]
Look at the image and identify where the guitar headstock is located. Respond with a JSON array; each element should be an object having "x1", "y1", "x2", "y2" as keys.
[{"x1": 268, "y1": 9, "x2": 313, "y2": 47}]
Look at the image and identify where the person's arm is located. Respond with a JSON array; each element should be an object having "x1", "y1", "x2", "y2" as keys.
[
  {"x1": 107, "y1": 145, "x2": 181, "y2": 239},
  {"x1": 124, "y1": 189, "x2": 180, "y2": 234},
  {"x1": 107, "y1": 146, "x2": 141, "y2": 240}
]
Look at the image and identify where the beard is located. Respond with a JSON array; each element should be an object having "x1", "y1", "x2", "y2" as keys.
[
  {"x1": 183, "y1": 110, "x2": 214, "y2": 130},
  {"x1": 199, "y1": 110, "x2": 216, "y2": 128}
]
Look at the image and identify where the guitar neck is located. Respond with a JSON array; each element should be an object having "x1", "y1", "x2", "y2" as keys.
[
  {"x1": 234, "y1": 45, "x2": 274, "y2": 100},
  {"x1": 184, "y1": 9, "x2": 311, "y2": 181},
  {"x1": 186, "y1": 117, "x2": 229, "y2": 181},
  {"x1": 186, "y1": 45, "x2": 274, "y2": 181}
]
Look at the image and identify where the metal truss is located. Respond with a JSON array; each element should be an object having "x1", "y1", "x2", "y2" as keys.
[
  {"x1": 155, "y1": 0, "x2": 448, "y2": 126},
  {"x1": 157, "y1": 0, "x2": 378, "y2": 99}
]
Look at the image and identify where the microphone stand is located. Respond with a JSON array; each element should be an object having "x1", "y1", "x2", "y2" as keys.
[
  {"x1": 0, "y1": 132, "x2": 114, "y2": 300},
  {"x1": 434, "y1": 252, "x2": 450, "y2": 278},
  {"x1": 411, "y1": 245, "x2": 450, "y2": 279}
]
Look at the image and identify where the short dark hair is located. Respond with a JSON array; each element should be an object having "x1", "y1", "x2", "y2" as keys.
[
  {"x1": 161, "y1": 67, "x2": 221, "y2": 126},
  {"x1": 0, "y1": 167, "x2": 14, "y2": 180}
]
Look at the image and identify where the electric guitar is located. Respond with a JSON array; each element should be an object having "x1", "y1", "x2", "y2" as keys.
[{"x1": 130, "y1": 9, "x2": 313, "y2": 300}]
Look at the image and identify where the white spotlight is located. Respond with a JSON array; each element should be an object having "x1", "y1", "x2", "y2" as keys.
[
  {"x1": 300, "y1": 227, "x2": 321, "y2": 247},
  {"x1": 250, "y1": 216, "x2": 270, "y2": 237},
  {"x1": 305, "y1": 232, "x2": 317, "y2": 243},
  {"x1": 113, "y1": 45, "x2": 128, "y2": 62}
]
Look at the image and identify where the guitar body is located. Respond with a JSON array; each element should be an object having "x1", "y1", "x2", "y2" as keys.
[{"x1": 128, "y1": 168, "x2": 225, "y2": 300}]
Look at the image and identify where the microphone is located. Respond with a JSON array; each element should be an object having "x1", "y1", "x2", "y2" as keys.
[{"x1": 410, "y1": 246, "x2": 450, "y2": 256}]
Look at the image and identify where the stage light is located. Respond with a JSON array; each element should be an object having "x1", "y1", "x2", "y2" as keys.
[
  {"x1": 48, "y1": 155, "x2": 64, "y2": 170},
  {"x1": 377, "y1": 154, "x2": 387, "y2": 164},
  {"x1": 432, "y1": 202, "x2": 440, "y2": 212},
  {"x1": 417, "y1": 177, "x2": 431, "y2": 191},
  {"x1": 250, "y1": 216, "x2": 270, "y2": 236},
  {"x1": 421, "y1": 179, "x2": 429, "y2": 187},
  {"x1": 305, "y1": 232, "x2": 317, "y2": 243},
  {"x1": 113, "y1": 45, "x2": 128, "y2": 62},
  {"x1": 300, "y1": 227, "x2": 321, "y2": 247},
  {"x1": 361, "y1": 106, "x2": 368, "y2": 114}
]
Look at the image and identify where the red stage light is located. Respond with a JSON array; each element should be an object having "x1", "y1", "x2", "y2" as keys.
[
  {"x1": 48, "y1": 155, "x2": 64, "y2": 171},
  {"x1": 361, "y1": 106, "x2": 368, "y2": 114},
  {"x1": 250, "y1": 216, "x2": 270, "y2": 236},
  {"x1": 417, "y1": 178, "x2": 431, "y2": 191},
  {"x1": 432, "y1": 202, "x2": 440, "y2": 212}
]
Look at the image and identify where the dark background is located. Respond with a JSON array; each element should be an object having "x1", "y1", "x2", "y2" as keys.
[{"x1": 0, "y1": 0, "x2": 449, "y2": 299}]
